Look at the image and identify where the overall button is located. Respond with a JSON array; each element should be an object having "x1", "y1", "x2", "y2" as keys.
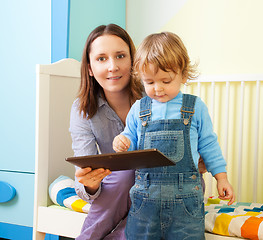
[
  {"x1": 191, "y1": 175, "x2": 197, "y2": 180},
  {"x1": 194, "y1": 186, "x2": 200, "y2": 191},
  {"x1": 142, "y1": 121, "x2": 147, "y2": 126},
  {"x1": 135, "y1": 184, "x2": 139, "y2": 188},
  {"x1": 137, "y1": 175, "x2": 141, "y2": 180},
  {"x1": 184, "y1": 119, "x2": 189, "y2": 125}
]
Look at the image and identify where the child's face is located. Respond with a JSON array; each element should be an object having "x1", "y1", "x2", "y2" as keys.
[{"x1": 140, "y1": 64, "x2": 186, "y2": 103}]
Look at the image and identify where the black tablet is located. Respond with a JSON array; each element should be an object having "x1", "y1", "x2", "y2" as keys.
[{"x1": 65, "y1": 149, "x2": 175, "y2": 171}]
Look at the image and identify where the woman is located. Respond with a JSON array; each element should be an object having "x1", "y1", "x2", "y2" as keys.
[{"x1": 69, "y1": 24, "x2": 143, "y2": 240}]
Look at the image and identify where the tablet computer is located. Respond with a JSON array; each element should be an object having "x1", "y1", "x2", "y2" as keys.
[{"x1": 65, "y1": 149, "x2": 175, "y2": 171}]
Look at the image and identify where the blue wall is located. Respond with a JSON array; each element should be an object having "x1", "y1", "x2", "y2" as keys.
[
  {"x1": 0, "y1": 1, "x2": 51, "y2": 173},
  {"x1": 68, "y1": 0, "x2": 126, "y2": 61},
  {"x1": 0, "y1": 1, "x2": 51, "y2": 238},
  {"x1": 0, "y1": 0, "x2": 125, "y2": 238},
  {"x1": 51, "y1": 0, "x2": 126, "y2": 63},
  {"x1": 51, "y1": 0, "x2": 70, "y2": 62}
]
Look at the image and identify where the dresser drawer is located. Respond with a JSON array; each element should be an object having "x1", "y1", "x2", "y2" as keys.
[{"x1": 0, "y1": 171, "x2": 34, "y2": 227}]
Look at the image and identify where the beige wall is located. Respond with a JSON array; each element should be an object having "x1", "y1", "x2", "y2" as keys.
[{"x1": 127, "y1": 0, "x2": 263, "y2": 75}]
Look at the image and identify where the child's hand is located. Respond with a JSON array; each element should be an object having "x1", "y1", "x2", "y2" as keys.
[
  {"x1": 113, "y1": 134, "x2": 131, "y2": 152},
  {"x1": 214, "y1": 172, "x2": 235, "y2": 205}
]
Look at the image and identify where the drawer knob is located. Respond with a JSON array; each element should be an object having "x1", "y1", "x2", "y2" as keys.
[{"x1": 0, "y1": 181, "x2": 16, "y2": 203}]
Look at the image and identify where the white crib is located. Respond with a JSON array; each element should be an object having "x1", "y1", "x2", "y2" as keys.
[
  {"x1": 33, "y1": 59, "x2": 87, "y2": 239},
  {"x1": 33, "y1": 58, "x2": 263, "y2": 239},
  {"x1": 183, "y1": 74, "x2": 263, "y2": 204}
]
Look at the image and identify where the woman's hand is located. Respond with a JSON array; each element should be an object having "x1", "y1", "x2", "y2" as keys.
[
  {"x1": 75, "y1": 167, "x2": 111, "y2": 195},
  {"x1": 113, "y1": 134, "x2": 131, "y2": 152}
]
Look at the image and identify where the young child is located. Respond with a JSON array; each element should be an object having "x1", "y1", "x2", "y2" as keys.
[{"x1": 113, "y1": 32, "x2": 235, "y2": 240}]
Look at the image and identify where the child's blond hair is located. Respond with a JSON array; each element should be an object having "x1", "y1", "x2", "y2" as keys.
[{"x1": 133, "y1": 32, "x2": 198, "y2": 82}]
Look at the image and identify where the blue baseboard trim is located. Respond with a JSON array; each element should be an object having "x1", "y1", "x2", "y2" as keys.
[
  {"x1": 0, "y1": 222, "x2": 32, "y2": 240},
  {"x1": 0, "y1": 222, "x2": 61, "y2": 240},
  {"x1": 45, "y1": 234, "x2": 59, "y2": 240}
]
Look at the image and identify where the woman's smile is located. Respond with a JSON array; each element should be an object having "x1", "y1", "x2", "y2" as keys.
[{"x1": 107, "y1": 76, "x2": 122, "y2": 80}]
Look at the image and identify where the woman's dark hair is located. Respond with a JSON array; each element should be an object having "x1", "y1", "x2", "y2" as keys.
[{"x1": 78, "y1": 24, "x2": 143, "y2": 119}]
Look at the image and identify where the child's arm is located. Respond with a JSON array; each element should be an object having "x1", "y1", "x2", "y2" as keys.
[
  {"x1": 214, "y1": 172, "x2": 235, "y2": 205},
  {"x1": 113, "y1": 134, "x2": 131, "y2": 152}
]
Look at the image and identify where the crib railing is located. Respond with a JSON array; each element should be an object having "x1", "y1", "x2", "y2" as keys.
[{"x1": 183, "y1": 75, "x2": 263, "y2": 203}]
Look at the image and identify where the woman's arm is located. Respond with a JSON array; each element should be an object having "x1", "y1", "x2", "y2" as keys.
[{"x1": 69, "y1": 100, "x2": 111, "y2": 201}]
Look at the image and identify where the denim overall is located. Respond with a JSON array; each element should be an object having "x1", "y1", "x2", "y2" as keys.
[{"x1": 125, "y1": 94, "x2": 205, "y2": 240}]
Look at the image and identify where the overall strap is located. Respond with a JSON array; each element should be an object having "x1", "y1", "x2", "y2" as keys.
[
  {"x1": 139, "y1": 96, "x2": 152, "y2": 127},
  {"x1": 180, "y1": 94, "x2": 197, "y2": 126},
  {"x1": 138, "y1": 96, "x2": 152, "y2": 150}
]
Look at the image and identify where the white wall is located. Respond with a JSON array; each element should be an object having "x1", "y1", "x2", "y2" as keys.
[{"x1": 127, "y1": 0, "x2": 263, "y2": 75}]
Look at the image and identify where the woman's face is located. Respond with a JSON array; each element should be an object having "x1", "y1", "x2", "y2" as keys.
[{"x1": 88, "y1": 34, "x2": 132, "y2": 96}]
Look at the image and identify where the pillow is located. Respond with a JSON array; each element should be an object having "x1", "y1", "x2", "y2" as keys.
[{"x1": 49, "y1": 175, "x2": 90, "y2": 213}]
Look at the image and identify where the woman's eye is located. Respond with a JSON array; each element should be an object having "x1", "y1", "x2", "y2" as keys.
[
  {"x1": 117, "y1": 54, "x2": 125, "y2": 59},
  {"x1": 98, "y1": 57, "x2": 106, "y2": 61}
]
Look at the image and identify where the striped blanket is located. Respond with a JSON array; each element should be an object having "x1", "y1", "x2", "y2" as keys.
[
  {"x1": 49, "y1": 176, "x2": 263, "y2": 239},
  {"x1": 205, "y1": 196, "x2": 263, "y2": 239},
  {"x1": 49, "y1": 175, "x2": 90, "y2": 213}
]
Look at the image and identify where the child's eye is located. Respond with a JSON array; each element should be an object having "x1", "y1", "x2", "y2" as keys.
[
  {"x1": 146, "y1": 81, "x2": 153, "y2": 85},
  {"x1": 117, "y1": 54, "x2": 125, "y2": 59},
  {"x1": 98, "y1": 57, "x2": 106, "y2": 61},
  {"x1": 163, "y1": 81, "x2": 171, "y2": 84}
]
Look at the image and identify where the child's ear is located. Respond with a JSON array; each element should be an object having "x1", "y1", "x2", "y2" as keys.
[{"x1": 88, "y1": 64, "x2": 94, "y2": 76}]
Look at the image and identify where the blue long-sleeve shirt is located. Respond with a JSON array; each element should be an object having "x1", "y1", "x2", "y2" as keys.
[{"x1": 122, "y1": 91, "x2": 226, "y2": 176}]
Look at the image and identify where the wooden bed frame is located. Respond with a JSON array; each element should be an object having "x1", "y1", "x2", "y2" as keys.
[{"x1": 33, "y1": 58, "x2": 260, "y2": 239}]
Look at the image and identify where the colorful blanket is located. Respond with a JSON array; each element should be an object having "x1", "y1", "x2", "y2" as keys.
[
  {"x1": 205, "y1": 196, "x2": 263, "y2": 240},
  {"x1": 49, "y1": 175, "x2": 90, "y2": 213},
  {"x1": 49, "y1": 177, "x2": 263, "y2": 239}
]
